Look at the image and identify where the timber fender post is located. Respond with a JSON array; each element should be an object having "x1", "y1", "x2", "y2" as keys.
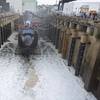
[
  {"x1": 67, "y1": 22, "x2": 78, "y2": 66},
  {"x1": 75, "y1": 25, "x2": 89, "y2": 76}
]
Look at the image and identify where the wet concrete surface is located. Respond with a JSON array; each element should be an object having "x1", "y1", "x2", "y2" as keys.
[
  {"x1": 24, "y1": 68, "x2": 39, "y2": 90},
  {"x1": 0, "y1": 34, "x2": 97, "y2": 100}
]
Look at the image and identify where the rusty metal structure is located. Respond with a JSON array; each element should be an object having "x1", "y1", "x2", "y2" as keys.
[
  {"x1": 58, "y1": 0, "x2": 76, "y2": 10},
  {"x1": 48, "y1": 14, "x2": 100, "y2": 100}
]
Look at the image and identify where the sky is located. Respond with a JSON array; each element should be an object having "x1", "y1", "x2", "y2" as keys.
[
  {"x1": 36, "y1": 0, "x2": 100, "y2": 5},
  {"x1": 77, "y1": 0, "x2": 100, "y2": 2},
  {"x1": 7, "y1": 0, "x2": 100, "y2": 6},
  {"x1": 37, "y1": 0, "x2": 59, "y2": 5}
]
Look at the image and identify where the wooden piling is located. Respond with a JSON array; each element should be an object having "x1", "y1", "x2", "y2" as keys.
[
  {"x1": 75, "y1": 33, "x2": 89, "y2": 76},
  {"x1": 67, "y1": 22, "x2": 78, "y2": 66},
  {"x1": 52, "y1": 15, "x2": 100, "y2": 100},
  {"x1": 0, "y1": 27, "x2": 1, "y2": 48}
]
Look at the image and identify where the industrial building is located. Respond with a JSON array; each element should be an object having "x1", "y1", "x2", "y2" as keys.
[
  {"x1": 58, "y1": 0, "x2": 100, "y2": 16},
  {"x1": 0, "y1": 0, "x2": 10, "y2": 12},
  {"x1": 22, "y1": 0, "x2": 37, "y2": 13},
  {"x1": 7, "y1": 0, "x2": 37, "y2": 14}
]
